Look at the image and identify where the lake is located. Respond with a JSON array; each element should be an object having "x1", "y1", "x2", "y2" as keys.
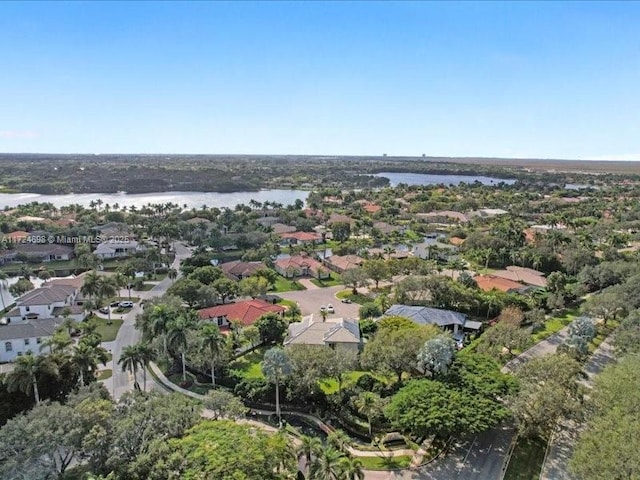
[
  {"x1": 373, "y1": 172, "x2": 516, "y2": 187},
  {"x1": 0, "y1": 190, "x2": 309, "y2": 211}
]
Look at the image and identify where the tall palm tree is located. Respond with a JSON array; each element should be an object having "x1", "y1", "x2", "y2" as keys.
[
  {"x1": 135, "y1": 342, "x2": 155, "y2": 391},
  {"x1": 261, "y1": 347, "x2": 292, "y2": 425},
  {"x1": 81, "y1": 270, "x2": 101, "y2": 304},
  {"x1": 149, "y1": 304, "x2": 173, "y2": 357},
  {"x1": 73, "y1": 341, "x2": 109, "y2": 387},
  {"x1": 6, "y1": 352, "x2": 59, "y2": 404},
  {"x1": 200, "y1": 323, "x2": 224, "y2": 387},
  {"x1": 97, "y1": 276, "x2": 118, "y2": 324},
  {"x1": 354, "y1": 391, "x2": 380, "y2": 439},
  {"x1": 339, "y1": 456, "x2": 365, "y2": 480},
  {"x1": 117, "y1": 262, "x2": 137, "y2": 300},
  {"x1": 167, "y1": 311, "x2": 197, "y2": 381},
  {"x1": 297, "y1": 435, "x2": 323, "y2": 464},
  {"x1": 309, "y1": 447, "x2": 343, "y2": 480},
  {"x1": 118, "y1": 344, "x2": 141, "y2": 390}
]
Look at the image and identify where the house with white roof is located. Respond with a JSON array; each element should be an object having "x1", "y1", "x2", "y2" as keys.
[
  {"x1": 284, "y1": 315, "x2": 361, "y2": 351},
  {"x1": 93, "y1": 240, "x2": 143, "y2": 259}
]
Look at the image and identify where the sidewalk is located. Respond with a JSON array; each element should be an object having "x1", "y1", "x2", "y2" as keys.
[
  {"x1": 539, "y1": 337, "x2": 616, "y2": 480},
  {"x1": 502, "y1": 323, "x2": 573, "y2": 373}
]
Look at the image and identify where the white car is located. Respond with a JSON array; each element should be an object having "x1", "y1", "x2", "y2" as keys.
[
  {"x1": 119, "y1": 301, "x2": 134, "y2": 308},
  {"x1": 327, "y1": 304, "x2": 335, "y2": 313}
]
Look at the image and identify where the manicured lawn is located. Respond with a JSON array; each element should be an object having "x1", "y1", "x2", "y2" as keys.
[
  {"x1": 96, "y1": 369, "x2": 112, "y2": 381},
  {"x1": 229, "y1": 347, "x2": 267, "y2": 380},
  {"x1": 310, "y1": 273, "x2": 342, "y2": 288},
  {"x1": 336, "y1": 289, "x2": 371, "y2": 305},
  {"x1": 504, "y1": 436, "x2": 546, "y2": 480},
  {"x1": 588, "y1": 320, "x2": 619, "y2": 353},
  {"x1": 319, "y1": 371, "x2": 391, "y2": 395},
  {"x1": 93, "y1": 318, "x2": 124, "y2": 342},
  {"x1": 356, "y1": 455, "x2": 412, "y2": 470},
  {"x1": 271, "y1": 276, "x2": 306, "y2": 293},
  {"x1": 531, "y1": 308, "x2": 579, "y2": 343}
]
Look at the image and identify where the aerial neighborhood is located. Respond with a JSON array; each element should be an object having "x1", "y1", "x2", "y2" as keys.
[{"x1": 0, "y1": 159, "x2": 638, "y2": 480}]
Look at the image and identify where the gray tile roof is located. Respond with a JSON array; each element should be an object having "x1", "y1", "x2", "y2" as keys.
[
  {"x1": 17, "y1": 285, "x2": 76, "y2": 306},
  {"x1": 384, "y1": 304, "x2": 468, "y2": 327},
  {"x1": 0, "y1": 318, "x2": 61, "y2": 341}
]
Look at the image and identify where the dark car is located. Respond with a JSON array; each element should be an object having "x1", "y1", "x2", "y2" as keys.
[
  {"x1": 341, "y1": 298, "x2": 352, "y2": 304},
  {"x1": 110, "y1": 301, "x2": 120, "y2": 307}
]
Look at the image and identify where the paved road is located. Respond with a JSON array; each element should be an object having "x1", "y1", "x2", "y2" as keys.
[
  {"x1": 104, "y1": 242, "x2": 192, "y2": 399},
  {"x1": 539, "y1": 337, "x2": 616, "y2": 480},
  {"x1": 502, "y1": 323, "x2": 573, "y2": 373},
  {"x1": 363, "y1": 426, "x2": 514, "y2": 480},
  {"x1": 279, "y1": 285, "x2": 361, "y2": 319}
]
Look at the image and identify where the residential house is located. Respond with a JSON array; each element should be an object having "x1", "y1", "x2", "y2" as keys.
[
  {"x1": 473, "y1": 275, "x2": 530, "y2": 294},
  {"x1": 416, "y1": 211, "x2": 469, "y2": 224},
  {"x1": 412, "y1": 238, "x2": 459, "y2": 261},
  {"x1": 256, "y1": 216, "x2": 281, "y2": 228},
  {"x1": 274, "y1": 254, "x2": 330, "y2": 279},
  {"x1": 0, "y1": 318, "x2": 62, "y2": 363},
  {"x1": 278, "y1": 231, "x2": 323, "y2": 246},
  {"x1": 93, "y1": 222, "x2": 133, "y2": 238},
  {"x1": 324, "y1": 254, "x2": 364, "y2": 273},
  {"x1": 382, "y1": 304, "x2": 481, "y2": 340},
  {"x1": 12, "y1": 243, "x2": 74, "y2": 262},
  {"x1": 327, "y1": 213, "x2": 355, "y2": 226},
  {"x1": 197, "y1": 299, "x2": 286, "y2": 330},
  {"x1": 491, "y1": 266, "x2": 547, "y2": 288},
  {"x1": 271, "y1": 223, "x2": 297, "y2": 235},
  {"x1": 284, "y1": 315, "x2": 361, "y2": 351},
  {"x1": 219, "y1": 260, "x2": 267, "y2": 281},
  {"x1": 2, "y1": 230, "x2": 29, "y2": 242},
  {"x1": 93, "y1": 240, "x2": 143, "y2": 259},
  {"x1": 4, "y1": 281, "x2": 84, "y2": 324},
  {"x1": 372, "y1": 222, "x2": 406, "y2": 236}
]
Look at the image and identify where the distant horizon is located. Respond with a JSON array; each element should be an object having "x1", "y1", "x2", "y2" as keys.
[{"x1": 0, "y1": 151, "x2": 639, "y2": 163}]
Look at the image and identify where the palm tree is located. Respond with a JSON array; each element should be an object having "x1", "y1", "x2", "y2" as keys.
[
  {"x1": 39, "y1": 329, "x2": 73, "y2": 354},
  {"x1": 6, "y1": 352, "x2": 58, "y2": 404},
  {"x1": 339, "y1": 456, "x2": 365, "y2": 480},
  {"x1": 167, "y1": 312, "x2": 197, "y2": 382},
  {"x1": 117, "y1": 263, "x2": 137, "y2": 300},
  {"x1": 81, "y1": 270, "x2": 101, "y2": 304},
  {"x1": 73, "y1": 341, "x2": 109, "y2": 387},
  {"x1": 261, "y1": 347, "x2": 292, "y2": 425},
  {"x1": 135, "y1": 342, "x2": 155, "y2": 391},
  {"x1": 119, "y1": 344, "x2": 141, "y2": 390},
  {"x1": 309, "y1": 447, "x2": 343, "y2": 480},
  {"x1": 200, "y1": 323, "x2": 224, "y2": 387},
  {"x1": 150, "y1": 304, "x2": 173, "y2": 357},
  {"x1": 167, "y1": 268, "x2": 178, "y2": 284},
  {"x1": 354, "y1": 391, "x2": 380, "y2": 439},
  {"x1": 297, "y1": 435, "x2": 323, "y2": 464},
  {"x1": 97, "y1": 276, "x2": 118, "y2": 324}
]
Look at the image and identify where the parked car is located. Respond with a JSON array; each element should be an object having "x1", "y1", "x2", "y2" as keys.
[
  {"x1": 119, "y1": 301, "x2": 134, "y2": 308},
  {"x1": 110, "y1": 301, "x2": 120, "y2": 307},
  {"x1": 320, "y1": 305, "x2": 327, "y2": 312},
  {"x1": 327, "y1": 303, "x2": 335, "y2": 313},
  {"x1": 99, "y1": 307, "x2": 110, "y2": 314},
  {"x1": 341, "y1": 298, "x2": 352, "y2": 304}
]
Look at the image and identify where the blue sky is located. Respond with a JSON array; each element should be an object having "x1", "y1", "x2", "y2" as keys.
[{"x1": 0, "y1": 1, "x2": 639, "y2": 159}]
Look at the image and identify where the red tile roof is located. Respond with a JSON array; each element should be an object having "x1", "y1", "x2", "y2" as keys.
[
  {"x1": 197, "y1": 299, "x2": 285, "y2": 327},
  {"x1": 474, "y1": 275, "x2": 526, "y2": 293},
  {"x1": 279, "y1": 231, "x2": 322, "y2": 242}
]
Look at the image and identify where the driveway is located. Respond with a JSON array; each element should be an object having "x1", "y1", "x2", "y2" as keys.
[{"x1": 278, "y1": 285, "x2": 361, "y2": 319}]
